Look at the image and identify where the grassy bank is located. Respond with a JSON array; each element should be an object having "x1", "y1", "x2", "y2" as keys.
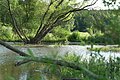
[{"x1": 88, "y1": 46, "x2": 120, "y2": 52}]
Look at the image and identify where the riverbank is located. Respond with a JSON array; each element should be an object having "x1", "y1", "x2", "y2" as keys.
[
  {"x1": 88, "y1": 45, "x2": 120, "y2": 52},
  {"x1": 0, "y1": 43, "x2": 120, "y2": 60}
]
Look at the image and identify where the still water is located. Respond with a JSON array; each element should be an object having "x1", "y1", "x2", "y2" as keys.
[{"x1": 0, "y1": 44, "x2": 120, "y2": 80}]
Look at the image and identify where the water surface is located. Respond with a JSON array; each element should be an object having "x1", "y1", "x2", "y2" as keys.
[{"x1": 0, "y1": 44, "x2": 120, "y2": 80}]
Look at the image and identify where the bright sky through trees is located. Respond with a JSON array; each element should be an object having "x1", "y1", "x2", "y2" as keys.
[{"x1": 76, "y1": 0, "x2": 120, "y2": 10}]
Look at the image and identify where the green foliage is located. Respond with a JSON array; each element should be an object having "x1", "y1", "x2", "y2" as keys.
[
  {"x1": 68, "y1": 31, "x2": 89, "y2": 42},
  {"x1": 0, "y1": 0, "x2": 119, "y2": 45},
  {"x1": 60, "y1": 53, "x2": 120, "y2": 80},
  {"x1": 0, "y1": 23, "x2": 13, "y2": 40},
  {"x1": 104, "y1": 10, "x2": 120, "y2": 44},
  {"x1": 0, "y1": 0, "x2": 77, "y2": 43},
  {"x1": 43, "y1": 26, "x2": 71, "y2": 42},
  {"x1": 8, "y1": 48, "x2": 120, "y2": 80},
  {"x1": 22, "y1": 52, "x2": 120, "y2": 80},
  {"x1": 88, "y1": 46, "x2": 120, "y2": 52},
  {"x1": 73, "y1": 10, "x2": 109, "y2": 32},
  {"x1": 52, "y1": 26, "x2": 71, "y2": 39},
  {"x1": 87, "y1": 32, "x2": 105, "y2": 44},
  {"x1": 27, "y1": 48, "x2": 34, "y2": 57},
  {"x1": 4, "y1": 76, "x2": 15, "y2": 80},
  {"x1": 74, "y1": 10, "x2": 120, "y2": 45},
  {"x1": 43, "y1": 33, "x2": 57, "y2": 41}
]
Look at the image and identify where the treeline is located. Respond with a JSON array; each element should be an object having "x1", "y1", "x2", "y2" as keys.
[
  {"x1": 73, "y1": 10, "x2": 120, "y2": 44},
  {"x1": 44, "y1": 10, "x2": 120, "y2": 45}
]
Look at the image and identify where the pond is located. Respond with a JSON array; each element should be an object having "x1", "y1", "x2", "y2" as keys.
[{"x1": 0, "y1": 44, "x2": 120, "y2": 80}]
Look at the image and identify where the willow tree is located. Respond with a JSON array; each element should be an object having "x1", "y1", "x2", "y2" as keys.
[{"x1": 4, "y1": 0, "x2": 99, "y2": 44}]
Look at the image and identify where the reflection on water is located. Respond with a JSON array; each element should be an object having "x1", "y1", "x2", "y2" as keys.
[{"x1": 0, "y1": 45, "x2": 120, "y2": 80}]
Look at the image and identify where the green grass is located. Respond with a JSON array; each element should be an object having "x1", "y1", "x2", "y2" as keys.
[{"x1": 88, "y1": 46, "x2": 120, "y2": 52}]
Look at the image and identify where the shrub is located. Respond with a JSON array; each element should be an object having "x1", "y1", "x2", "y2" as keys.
[
  {"x1": 0, "y1": 23, "x2": 13, "y2": 41},
  {"x1": 43, "y1": 33, "x2": 57, "y2": 41},
  {"x1": 87, "y1": 35, "x2": 114, "y2": 45},
  {"x1": 52, "y1": 27, "x2": 71, "y2": 39},
  {"x1": 67, "y1": 31, "x2": 88, "y2": 42}
]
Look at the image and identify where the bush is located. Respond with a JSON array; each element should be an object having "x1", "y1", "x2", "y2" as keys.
[
  {"x1": 52, "y1": 27, "x2": 71, "y2": 39},
  {"x1": 87, "y1": 35, "x2": 114, "y2": 45},
  {"x1": 88, "y1": 35, "x2": 104, "y2": 44},
  {"x1": 0, "y1": 23, "x2": 13, "y2": 41},
  {"x1": 43, "y1": 33, "x2": 57, "y2": 41},
  {"x1": 67, "y1": 31, "x2": 89, "y2": 42}
]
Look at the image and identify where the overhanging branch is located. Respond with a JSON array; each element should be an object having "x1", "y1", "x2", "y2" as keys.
[
  {"x1": 0, "y1": 40, "x2": 103, "y2": 79},
  {"x1": 0, "y1": 40, "x2": 29, "y2": 56}
]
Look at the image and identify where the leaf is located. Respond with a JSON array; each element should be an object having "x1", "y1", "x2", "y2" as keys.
[
  {"x1": 15, "y1": 56, "x2": 26, "y2": 60},
  {"x1": 27, "y1": 48, "x2": 34, "y2": 57}
]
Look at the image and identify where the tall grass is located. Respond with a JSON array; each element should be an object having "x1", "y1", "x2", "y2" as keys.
[{"x1": 48, "y1": 53, "x2": 120, "y2": 80}]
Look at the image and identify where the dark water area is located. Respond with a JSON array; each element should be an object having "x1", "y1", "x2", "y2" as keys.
[{"x1": 0, "y1": 44, "x2": 120, "y2": 80}]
